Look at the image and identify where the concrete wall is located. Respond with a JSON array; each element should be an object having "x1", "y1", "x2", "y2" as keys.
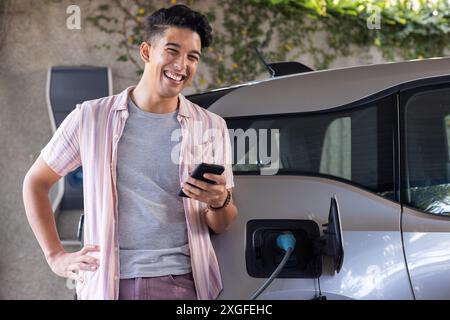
[
  {"x1": 0, "y1": 0, "x2": 391, "y2": 299},
  {"x1": 0, "y1": 0, "x2": 137, "y2": 300}
]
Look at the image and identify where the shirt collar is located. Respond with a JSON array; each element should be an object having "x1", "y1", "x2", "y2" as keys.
[{"x1": 112, "y1": 86, "x2": 192, "y2": 118}]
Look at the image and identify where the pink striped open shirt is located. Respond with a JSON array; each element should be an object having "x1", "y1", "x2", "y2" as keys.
[{"x1": 41, "y1": 86, "x2": 234, "y2": 300}]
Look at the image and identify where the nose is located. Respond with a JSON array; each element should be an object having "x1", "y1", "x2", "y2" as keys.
[{"x1": 173, "y1": 55, "x2": 187, "y2": 72}]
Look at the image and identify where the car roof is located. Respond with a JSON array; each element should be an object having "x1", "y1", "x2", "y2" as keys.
[{"x1": 204, "y1": 57, "x2": 450, "y2": 117}]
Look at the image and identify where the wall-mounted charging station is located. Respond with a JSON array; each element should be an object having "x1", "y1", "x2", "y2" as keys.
[
  {"x1": 246, "y1": 195, "x2": 344, "y2": 281},
  {"x1": 46, "y1": 66, "x2": 112, "y2": 212}
]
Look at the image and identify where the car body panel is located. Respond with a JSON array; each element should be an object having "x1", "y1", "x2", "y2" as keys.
[
  {"x1": 208, "y1": 57, "x2": 450, "y2": 117},
  {"x1": 212, "y1": 176, "x2": 412, "y2": 300},
  {"x1": 402, "y1": 207, "x2": 450, "y2": 299}
]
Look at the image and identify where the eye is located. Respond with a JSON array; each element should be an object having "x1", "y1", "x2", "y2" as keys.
[
  {"x1": 188, "y1": 55, "x2": 199, "y2": 62},
  {"x1": 167, "y1": 48, "x2": 178, "y2": 54}
]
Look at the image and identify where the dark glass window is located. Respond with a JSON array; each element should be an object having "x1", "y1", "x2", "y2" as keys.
[
  {"x1": 402, "y1": 86, "x2": 450, "y2": 215},
  {"x1": 225, "y1": 95, "x2": 396, "y2": 199}
]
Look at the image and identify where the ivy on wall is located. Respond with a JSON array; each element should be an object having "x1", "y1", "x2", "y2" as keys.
[
  {"x1": 259, "y1": 0, "x2": 450, "y2": 61},
  {"x1": 87, "y1": 0, "x2": 450, "y2": 92}
]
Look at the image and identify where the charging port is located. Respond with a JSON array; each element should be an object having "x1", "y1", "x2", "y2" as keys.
[{"x1": 246, "y1": 219, "x2": 321, "y2": 278}]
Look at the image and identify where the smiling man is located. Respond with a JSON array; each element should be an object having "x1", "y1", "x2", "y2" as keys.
[{"x1": 22, "y1": 5, "x2": 238, "y2": 300}]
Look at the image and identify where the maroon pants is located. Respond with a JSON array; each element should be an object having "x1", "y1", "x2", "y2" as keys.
[{"x1": 118, "y1": 273, "x2": 197, "y2": 300}]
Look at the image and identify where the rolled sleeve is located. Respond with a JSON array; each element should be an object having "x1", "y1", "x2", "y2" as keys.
[{"x1": 41, "y1": 105, "x2": 82, "y2": 177}]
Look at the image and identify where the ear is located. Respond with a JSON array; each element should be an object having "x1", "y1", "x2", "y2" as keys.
[{"x1": 139, "y1": 42, "x2": 151, "y2": 63}]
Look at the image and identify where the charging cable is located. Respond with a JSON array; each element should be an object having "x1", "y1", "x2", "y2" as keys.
[{"x1": 250, "y1": 232, "x2": 296, "y2": 300}]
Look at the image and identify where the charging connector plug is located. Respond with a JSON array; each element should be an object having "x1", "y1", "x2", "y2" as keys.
[
  {"x1": 276, "y1": 232, "x2": 296, "y2": 252},
  {"x1": 250, "y1": 231, "x2": 297, "y2": 300}
]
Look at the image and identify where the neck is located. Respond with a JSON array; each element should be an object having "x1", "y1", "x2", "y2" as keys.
[{"x1": 131, "y1": 78, "x2": 179, "y2": 114}]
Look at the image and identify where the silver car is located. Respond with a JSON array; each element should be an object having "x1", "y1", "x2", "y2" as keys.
[{"x1": 187, "y1": 57, "x2": 450, "y2": 300}]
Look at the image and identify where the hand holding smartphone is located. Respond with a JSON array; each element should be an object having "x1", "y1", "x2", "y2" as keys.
[{"x1": 178, "y1": 163, "x2": 225, "y2": 198}]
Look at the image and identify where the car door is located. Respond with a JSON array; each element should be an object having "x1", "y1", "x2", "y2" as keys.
[
  {"x1": 400, "y1": 79, "x2": 450, "y2": 299},
  {"x1": 209, "y1": 91, "x2": 413, "y2": 299}
]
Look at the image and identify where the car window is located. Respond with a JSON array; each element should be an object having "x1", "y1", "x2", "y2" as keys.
[
  {"x1": 403, "y1": 86, "x2": 450, "y2": 215},
  {"x1": 320, "y1": 117, "x2": 351, "y2": 181},
  {"x1": 225, "y1": 95, "x2": 395, "y2": 200}
]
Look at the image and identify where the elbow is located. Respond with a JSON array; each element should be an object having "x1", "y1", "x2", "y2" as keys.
[
  {"x1": 22, "y1": 173, "x2": 35, "y2": 217},
  {"x1": 23, "y1": 170, "x2": 39, "y2": 192},
  {"x1": 22, "y1": 171, "x2": 48, "y2": 203},
  {"x1": 23, "y1": 167, "x2": 53, "y2": 193},
  {"x1": 22, "y1": 172, "x2": 36, "y2": 205},
  {"x1": 22, "y1": 171, "x2": 33, "y2": 196}
]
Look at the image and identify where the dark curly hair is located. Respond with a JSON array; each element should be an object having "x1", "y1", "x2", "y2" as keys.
[{"x1": 144, "y1": 4, "x2": 213, "y2": 49}]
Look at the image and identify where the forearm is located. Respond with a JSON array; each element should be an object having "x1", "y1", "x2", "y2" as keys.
[
  {"x1": 205, "y1": 201, "x2": 238, "y2": 234},
  {"x1": 22, "y1": 176, "x2": 64, "y2": 260}
]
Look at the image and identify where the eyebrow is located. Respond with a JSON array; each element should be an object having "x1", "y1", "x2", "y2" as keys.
[{"x1": 165, "y1": 42, "x2": 202, "y2": 57}]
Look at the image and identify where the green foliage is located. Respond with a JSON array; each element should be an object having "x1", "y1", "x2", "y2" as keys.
[
  {"x1": 257, "y1": 0, "x2": 450, "y2": 61},
  {"x1": 87, "y1": 0, "x2": 450, "y2": 92}
]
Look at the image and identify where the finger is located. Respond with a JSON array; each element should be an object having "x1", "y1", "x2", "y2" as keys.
[
  {"x1": 183, "y1": 187, "x2": 212, "y2": 205},
  {"x1": 186, "y1": 177, "x2": 209, "y2": 191},
  {"x1": 76, "y1": 255, "x2": 100, "y2": 266},
  {"x1": 188, "y1": 179, "x2": 225, "y2": 198},
  {"x1": 203, "y1": 173, "x2": 226, "y2": 185},
  {"x1": 182, "y1": 185, "x2": 198, "y2": 198},
  {"x1": 78, "y1": 262, "x2": 99, "y2": 272},
  {"x1": 68, "y1": 262, "x2": 98, "y2": 273},
  {"x1": 183, "y1": 183, "x2": 204, "y2": 197},
  {"x1": 78, "y1": 244, "x2": 100, "y2": 256},
  {"x1": 182, "y1": 186, "x2": 203, "y2": 202}
]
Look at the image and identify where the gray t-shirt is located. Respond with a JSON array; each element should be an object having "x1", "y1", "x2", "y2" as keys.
[{"x1": 117, "y1": 97, "x2": 190, "y2": 279}]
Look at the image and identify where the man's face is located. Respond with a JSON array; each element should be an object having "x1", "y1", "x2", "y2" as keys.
[{"x1": 143, "y1": 27, "x2": 202, "y2": 98}]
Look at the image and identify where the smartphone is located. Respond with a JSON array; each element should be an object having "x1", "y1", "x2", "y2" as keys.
[{"x1": 178, "y1": 163, "x2": 225, "y2": 198}]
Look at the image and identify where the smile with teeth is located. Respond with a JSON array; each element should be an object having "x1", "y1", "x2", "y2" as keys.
[{"x1": 164, "y1": 70, "x2": 186, "y2": 82}]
